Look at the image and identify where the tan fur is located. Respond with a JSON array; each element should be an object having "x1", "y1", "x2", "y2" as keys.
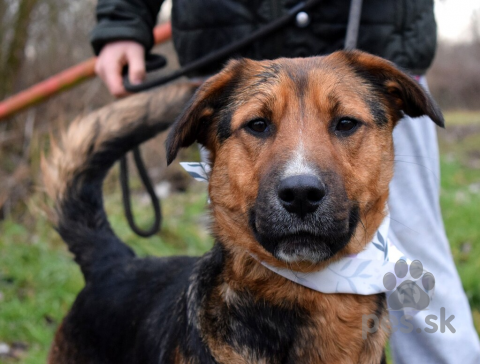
[
  {"x1": 207, "y1": 57, "x2": 394, "y2": 272},
  {"x1": 42, "y1": 82, "x2": 198, "y2": 224},
  {"x1": 48, "y1": 324, "x2": 88, "y2": 364},
  {"x1": 200, "y1": 249, "x2": 388, "y2": 364}
]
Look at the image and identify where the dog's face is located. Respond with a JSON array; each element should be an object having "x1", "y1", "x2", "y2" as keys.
[{"x1": 167, "y1": 51, "x2": 443, "y2": 271}]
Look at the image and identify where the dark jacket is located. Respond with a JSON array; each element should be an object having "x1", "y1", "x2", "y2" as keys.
[{"x1": 91, "y1": 0, "x2": 437, "y2": 76}]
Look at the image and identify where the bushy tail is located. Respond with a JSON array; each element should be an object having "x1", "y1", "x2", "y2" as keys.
[{"x1": 41, "y1": 82, "x2": 198, "y2": 281}]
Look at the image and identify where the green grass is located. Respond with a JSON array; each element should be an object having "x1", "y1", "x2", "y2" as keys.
[
  {"x1": 1, "y1": 112, "x2": 480, "y2": 363},
  {"x1": 104, "y1": 184, "x2": 213, "y2": 257},
  {"x1": 0, "y1": 184, "x2": 213, "y2": 363},
  {"x1": 438, "y1": 123, "x2": 480, "y2": 330},
  {"x1": 0, "y1": 220, "x2": 82, "y2": 363},
  {"x1": 443, "y1": 110, "x2": 480, "y2": 126}
]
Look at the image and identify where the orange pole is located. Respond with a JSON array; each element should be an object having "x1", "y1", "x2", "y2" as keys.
[
  {"x1": 153, "y1": 22, "x2": 172, "y2": 44},
  {"x1": 0, "y1": 22, "x2": 172, "y2": 122}
]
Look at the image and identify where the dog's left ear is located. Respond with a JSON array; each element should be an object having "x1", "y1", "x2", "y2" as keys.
[
  {"x1": 166, "y1": 59, "x2": 245, "y2": 165},
  {"x1": 338, "y1": 51, "x2": 445, "y2": 128}
]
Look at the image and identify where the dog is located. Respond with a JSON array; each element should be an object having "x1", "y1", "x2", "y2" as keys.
[{"x1": 42, "y1": 50, "x2": 443, "y2": 363}]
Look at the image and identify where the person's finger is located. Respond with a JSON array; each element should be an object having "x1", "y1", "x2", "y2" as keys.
[
  {"x1": 104, "y1": 58, "x2": 127, "y2": 97},
  {"x1": 94, "y1": 57, "x2": 104, "y2": 78},
  {"x1": 95, "y1": 41, "x2": 144, "y2": 97},
  {"x1": 126, "y1": 45, "x2": 146, "y2": 85}
]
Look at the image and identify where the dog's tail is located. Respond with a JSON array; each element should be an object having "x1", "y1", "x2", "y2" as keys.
[{"x1": 41, "y1": 82, "x2": 198, "y2": 281}]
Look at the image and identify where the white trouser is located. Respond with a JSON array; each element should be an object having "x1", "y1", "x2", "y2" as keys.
[{"x1": 388, "y1": 77, "x2": 480, "y2": 363}]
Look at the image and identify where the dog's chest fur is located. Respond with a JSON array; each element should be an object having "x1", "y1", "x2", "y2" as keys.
[
  {"x1": 184, "y1": 244, "x2": 388, "y2": 364},
  {"x1": 50, "y1": 243, "x2": 387, "y2": 364}
]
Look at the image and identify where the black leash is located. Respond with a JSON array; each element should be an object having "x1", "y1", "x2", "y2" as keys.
[
  {"x1": 119, "y1": 0, "x2": 322, "y2": 237},
  {"x1": 119, "y1": 0, "x2": 362, "y2": 237},
  {"x1": 122, "y1": 0, "x2": 322, "y2": 92},
  {"x1": 120, "y1": 147, "x2": 162, "y2": 237},
  {"x1": 119, "y1": 54, "x2": 166, "y2": 238}
]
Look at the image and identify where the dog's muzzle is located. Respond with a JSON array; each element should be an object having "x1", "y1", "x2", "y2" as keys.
[{"x1": 250, "y1": 170, "x2": 358, "y2": 264}]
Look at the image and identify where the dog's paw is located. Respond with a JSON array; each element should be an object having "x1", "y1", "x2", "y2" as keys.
[{"x1": 383, "y1": 259, "x2": 435, "y2": 310}]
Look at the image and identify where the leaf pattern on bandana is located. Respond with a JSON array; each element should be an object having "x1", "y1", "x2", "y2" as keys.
[{"x1": 180, "y1": 162, "x2": 211, "y2": 182}]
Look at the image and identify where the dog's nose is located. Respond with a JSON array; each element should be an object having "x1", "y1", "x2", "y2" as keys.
[{"x1": 277, "y1": 175, "x2": 325, "y2": 216}]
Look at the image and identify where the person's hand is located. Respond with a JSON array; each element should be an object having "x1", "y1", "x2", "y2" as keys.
[{"x1": 95, "y1": 41, "x2": 145, "y2": 97}]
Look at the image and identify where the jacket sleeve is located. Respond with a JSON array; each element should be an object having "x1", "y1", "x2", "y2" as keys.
[{"x1": 90, "y1": 0, "x2": 164, "y2": 55}]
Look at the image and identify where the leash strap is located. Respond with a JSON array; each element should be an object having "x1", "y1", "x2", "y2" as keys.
[
  {"x1": 123, "y1": 0, "x2": 323, "y2": 92},
  {"x1": 119, "y1": 53, "x2": 166, "y2": 238},
  {"x1": 119, "y1": 0, "x2": 323, "y2": 237},
  {"x1": 120, "y1": 147, "x2": 162, "y2": 237},
  {"x1": 344, "y1": 0, "x2": 363, "y2": 50}
]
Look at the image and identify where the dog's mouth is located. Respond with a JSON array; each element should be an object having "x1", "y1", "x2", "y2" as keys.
[
  {"x1": 249, "y1": 206, "x2": 359, "y2": 264},
  {"x1": 271, "y1": 233, "x2": 339, "y2": 263}
]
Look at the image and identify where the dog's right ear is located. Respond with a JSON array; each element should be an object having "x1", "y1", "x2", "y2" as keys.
[
  {"x1": 336, "y1": 50, "x2": 445, "y2": 128},
  {"x1": 166, "y1": 59, "x2": 245, "y2": 165}
]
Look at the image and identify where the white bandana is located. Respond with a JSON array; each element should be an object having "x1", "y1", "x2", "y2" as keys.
[
  {"x1": 259, "y1": 214, "x2": 399, "y2": 295},
  {"x1": 181, "y1": 162, "x2": 434, "y2": 311}
]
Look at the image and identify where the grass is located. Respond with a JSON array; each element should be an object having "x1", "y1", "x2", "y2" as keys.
[
  {"x1": 438, "y1": 114, "x2": 480, "y2": 328},
  {"x1": 0, "y1": 220, "x2": 82, "y2": 363},
  {"x1": 443, "y1": 110, "x2": 480, "y2": 126},
  {"x1": 0, "y1": 183, "x2": 213, "y2": 363},
  {"x1": 0, "y1": 111, "x2": 479, "y2": 363}
]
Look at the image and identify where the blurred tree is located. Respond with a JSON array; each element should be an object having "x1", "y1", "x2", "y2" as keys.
[
  {"x1": 0, "y1": 0, "x2": 108, "y2": 220},
  {"x1": 0, "y1": 0, "x2": 39, "y2": 99}
]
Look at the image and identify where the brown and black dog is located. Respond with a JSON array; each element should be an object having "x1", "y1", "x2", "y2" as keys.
[{"x1": 43, "y1": 50, "x2": 443, "y2": 364}]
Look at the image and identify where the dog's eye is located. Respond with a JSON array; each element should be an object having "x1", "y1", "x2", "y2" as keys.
[
  {"x1": 247, "y1": 119, "x2": 269, "y2": 133},
  {"x1": 335, "y1": 118, "x2": 359, "y2": 133}
]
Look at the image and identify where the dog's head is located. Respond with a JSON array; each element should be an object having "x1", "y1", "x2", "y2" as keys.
[{"x1": 166, "y1": 51, "x2": 443, "y2": 271}]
